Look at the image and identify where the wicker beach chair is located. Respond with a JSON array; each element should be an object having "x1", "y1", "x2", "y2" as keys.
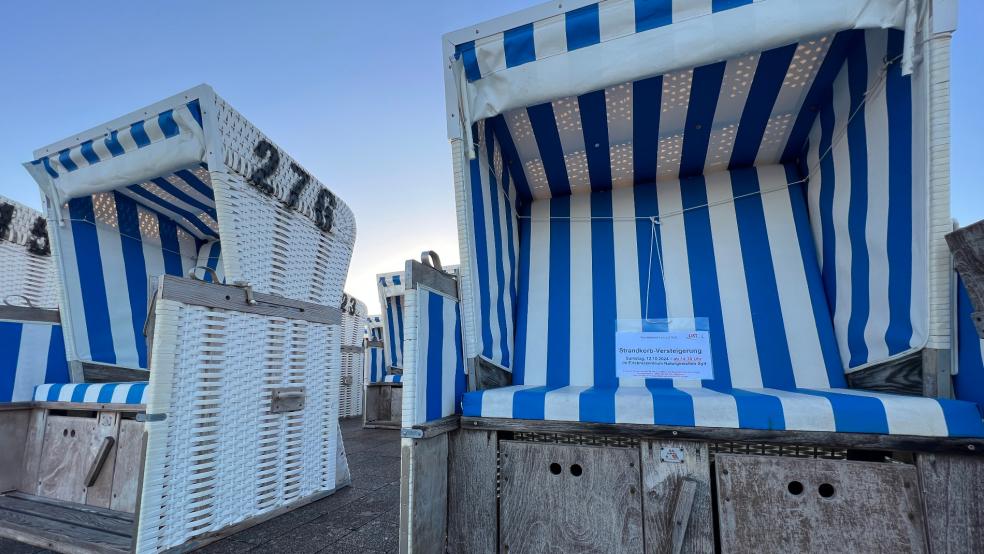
[
  {"x1": 339, "y1": 293, "x2": 368, "y2": 418},
  {"x1": 0, "y1": 85, "x2": 356, "y2": 554},
  {"x1": 396, "y1": 1, "x2": 984, "y2": 552}
]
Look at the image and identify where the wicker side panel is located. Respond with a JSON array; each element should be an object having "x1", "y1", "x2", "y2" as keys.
[
  {"x1": 210, "y1": 96, "x2": 355, "y2": 306},
  {"x1": 0, "y1": 196, "x2": 58, "y2": 309},
  {"x1": 137, "y1": 302, "x2": 338, "y2": 552}
]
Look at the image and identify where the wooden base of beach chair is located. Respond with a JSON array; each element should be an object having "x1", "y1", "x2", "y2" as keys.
[
  {"x1": 434, "y1": 419, "x2": 984, "y2": 554},
  {"x1": 364, "y1": 383, "x2": 403, "y2": 429}
]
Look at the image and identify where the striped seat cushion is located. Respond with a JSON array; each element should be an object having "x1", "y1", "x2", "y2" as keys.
[
  {"x1": 463, "y1": 385, "x2": 984, "y2": 438},
  {"x1": 383, "y1": 375, "x2": 402, "y2": 384},
  {"x1": 33, "y1": 382, "x2": 148, "y2": 405}
]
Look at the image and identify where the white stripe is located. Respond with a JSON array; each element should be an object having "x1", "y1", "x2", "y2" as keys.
[
  {"x1": 830, "y1": 63, "x2": 853, "y2": 368},
  {"x1": 33, "y1": 384, "x2": 53, "y2": 402},
  {"x1": 753, "y1": 388, "x2": 836, "y2": 431},
  {"x1": 117, "y1": 127, "x2": 138, "y2": 153},
  {"x1": 569, "y1": 194, "x2": 594, "y2": 386},
  {"x1": 672, "y1": 0, "x2": 712, "y2": 22},
  {"x1": 481, "y1": 385, "x2": 524, "y2": 418},
  {"x1": 478, "y1": 141, "x2": 503, "y2": 366},
  {"x1": 553, "y1": 98, "x2": 591, "y2": 194},
  {"x1": 144, "y1": 116, "x2": 166, "y2": 143},
  {"x1": 819, "y1": 388, "x2": 949, "y2": 436},
  {"x1": 658, "y1": 69, "x2": 692, "y2": 179},
  {"x1": 524, "y1": 200, "x2": 551, "y2": 386},
  {"x1": 705, "y1": 171, "x2": 762, "y2": 388},
  {"x1": 58, "y1": 384, "x2": 76, "y2": 402},
  {"x1": 681, "y1": 387, "x2": 739, "y2": 427},
  {"x1": 759, "y1": 165, "x2": 832, "y2": 388},
  {"x1": 614, "y1": 386, "x2": 655, "y2": 424},
  {"x1": 92, "y1": 137, "x2": 112, "y2": 161},
  {"x1": 606, "y1": 83, "x2": 635, "y2": 188},
  {"x1": 612, "y1": 187, "x2": 643, "y2": 386},
  {"x1": 908, "y1": 34, "x2": 928, "y2": 350},
  {"x1": 806, "y1": 118, "x2": 824, "y2": 264},
  {"x1": 704, "y1": 53, "x2": 759, "y2": 174},
  {"x1": 415, "y1": 292, "x2": 430, "y2": 425},
  {"x1": 111, "y1": 384, "x2": 130, "y2": 404},
  {"x1": 656, "y1": 179, "x2": 698, "y2": 388},
  {"x1": 12, "y1": 323, "x2": 52, "y2": 402},
  {"x1": 57, "y1": 203, "x2": 92, "y2": 362},
  {"x1": 83, "y1": 384, "x2": 102, "y2": 403},
  {"x1": 442, "y1": 299, "x2": 458, "y2": 417},
  {"x1": 503, "y1": 109, "x2": 545, "y2": 198},
  {"x1": 863, "y1": 30, "x2": 891, "y2": 362},
  {"x1": 599, "y1": 0, "x2": 635, "y2": 42},
  {"x1": 68, "y1": 146, "x2": 89, "y2": 171},
  {"x1": 544, "y1": 386, "x2": 587, "y2": 421},
  {"x1": 533, "y1": 14, "x2": 566, "y2": 60},
  {"x1": 474, "y1": 32, "x2": 506, "y2": 77}
]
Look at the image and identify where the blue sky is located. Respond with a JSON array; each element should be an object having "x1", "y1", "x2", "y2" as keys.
[{"x1": 0, "y1": 1, "x2": 980, "y2": 312}]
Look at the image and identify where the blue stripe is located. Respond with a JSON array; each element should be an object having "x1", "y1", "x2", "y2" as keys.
[
  {"x1": 462, "y1": 388, "x2": 484, "y2": 415},
  {"x1": 580, "y1": 387, "x2": 616, "y2": 423},
  {"x1": 0, "y1": 322, "x2": 23, "y2": 402},
  {"x1": 731, "y1": 389, "x2": 785, "y2": 430},
  {"x1": 469, "y1": 140, "x2": 494, "y2": 360},
  {"x1": 187, "y1": 100, "x2": 203, "y2": 128},
  {"x1": 157, "y1": 215, "x2": 185, "y2": 278},
  {"x1": 731, "y1": 168, "x2": 796, "y2": 389},
  {"x1": 485, "y1": 124, "x2": 510, "y2": 365},
  {"x1": 884, "y1": 30, "x2": 914, "y2": 355},
  {"x1": 713, "y1": 0, "x2": 752, "y2": 12},
  {"x1": 591, "y1": 193, "x2": 617, "y2": 390},
  {"x1": 456, "y1": 42, "x2": 482, "y2": 82},
  {"x1": 679, "y1": 62, "x2": 726, "y2": 178},
  {"x1": 579, "y1": 89, "x2": 612, "y2": 189},
  {"x1": 795, "y1": 389, "x2": 889, "y2": 434},
  {"x1": 782, "y1": 31, "x2": 861, "y2": 162},
  {"x1": 125, "y1": 383, "x2": 146, "y2": 404},
  {"x1": 785, "y1": 165, "x2": 845, "y2": 387},
  {"x1": 938, "y1": 397, "x2": 984, "y2": 437},
  {"x1": 547, "y1": 196, "x2": 570, "y2": 386},
  {"x1": 71, "y1": 384, "x2": 89, "y2": 403},
  {"x1": 386, "y1": 297, "x2": 399, "y2": 367},
  {"x1": 97, "y1": 384, "x2": 115, "y2": 403},
  {"x1": 104, "y1": 130, "x2": 125, "y2": 157},
  {"x1": 729, "y1": 44, "x2": 797, "y2": 169},
  {"x1": 504, "y1": 23, "x2": 536, "y2": 68},
  {"x1": 817, "y1": 96, "x2": 837, "y2": 318},
  {"x1": 80, "y1": 141, "x2": 100, "y2": 165},
  {"x1": 426, "y1": 293, "x2": 444, "y2": 421},
  {"x1": 174, "y1": 169, "x2": 215, "y2": 200},
  {"x1": 527, "y1": 103, "x2": 571, "y2": 196},
  {"x1": 513, "y1": 386, "x2": 558, "y2": 420},
  {"x1": 635, "y1": 182, "x2": 672, "y2": 390},
  {"x1": 38, "y1": 158, "x2": 58, "y2": 178},
  {"x1": 681, "y1": 177, "x2": 731, "y2": 389},
  {"x1": 130, "y1": 121, "x2": 151, "y2": 148},
  {"x1": 566, "y1": 4, "x2": 600, "y2": 51},
  {"x1": 649, "y1": 386, "x2": 696, "y2": 426},
  {"x1": 58, "y1": 149, "x2": 78, "y2": 172},
  {"x1": 513, "y1": 204, "x2": 532, "y2": 384},
  {"x1": 635, "y1": 0, "x2": 672, "y2": 32},
  {"x1": 205, "y1": 242, "x2": 222, "y2": 282},
  {"x1": 44, "y1": 326, "x2": 69, "y2": 384},
  {"x1": 69, "y1": 197, "x2": 116, "y2": 364},
  {"x1": 490, "y1": 115, "x2": 532, "y2": 201},
  {"x1": 114, "y1": 193, "x2": 150, "y2": 368},
  {"x1": 633, "y1": 76, "x2": 662, "y2": 184},
  {"x1": 394, "y1": 296, "x2": 405, "y2": 362},
  {"x1": 150, "y1": 177, "x2": 218, "y2": 220},
  {"x1": 43, "y1": 383, "x2": 63, "y2": 401},
  {"x1": 126, "y1": 185, "x2": 218, "y2": 238},
  {"x1": 158, "y1": 110, "x2": 180, "y2": 138},
  {"x1": 845, "y1": 39, "x2": 870, "y2": 367},
  {"x1": 393, "y1": 275, "x2": 401, "y2": 285}
]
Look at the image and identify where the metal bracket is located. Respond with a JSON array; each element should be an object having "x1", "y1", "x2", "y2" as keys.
[
  {"x1": 232, "y1": 281, "x2": 257, "y2": 305},
  {"x1": 271, "y1": 387, "x2": 305, "y2": 413},
  {"x1": 341, "y1": 375, "x2": 353, "y2": 386},
  {"x1": 401, "y1": 428, "x2": 424, "y2": 439},
  {"x1": 420, "y1": 250, "x2": 443, "y2": 271},
  {"x1": 136, "y1": 413, "x2": 167, "y2": 422}
]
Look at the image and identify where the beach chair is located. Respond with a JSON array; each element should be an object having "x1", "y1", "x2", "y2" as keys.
[
  {"x1": 0, "y1": 85, "x2": 356, "y2": 553},
  {"x1": 339, "y1": 293, "x2": 368, "y2": 418},
  {"x1": 396, "y1": 1, "x2": 984, "y2": 552},
  {"x1": 0, "y1": 195, "x2": 69, "y2": 403}
]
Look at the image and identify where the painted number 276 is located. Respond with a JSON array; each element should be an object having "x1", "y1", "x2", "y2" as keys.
[{"x1": 249, "y1": 139, "x2": 337, "y2": 233}]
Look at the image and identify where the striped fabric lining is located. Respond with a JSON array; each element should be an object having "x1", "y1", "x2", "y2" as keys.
[
  {"x1": 456, "y1": 0, "x2": 758, "y2": 83},
  {"x1": 406, "y1": 289, "x2": 465, "y2": 425},
  {"x1": 802, "y1": 29, "x2": 925, "y2": 370},
  {"x1": 194, "y1": 240, "x2": 224, "y2": 283},
  {"x1": 378, "y1": 272, "x2": 406, "y2": 371},
  {"x1": 0, "y1": 322, "x2": 69, "y2": 402},
  {"x1": 30, "y1": 100, "x2": 202, "y2": 179},
  {"x1": 366, "y1": 345, "x2": 387, "y2": 383},
  {"x1": 53, "y1": 192, "x2": 201, "y2": 369},
  {"x1": 956, "y1": 279, "x2": 984, "y2": 407},
  {"x1": 33, "y1": 382, "x2": 148, "y2": 405}
]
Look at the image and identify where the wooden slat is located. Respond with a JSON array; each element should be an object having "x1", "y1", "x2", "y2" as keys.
[
  {"x1": 0, "y1": 494, "x2": 132, "y2": 537},
  {"x1": 4, "y1": 492, "x2": 133, "y2": 523},
  {"x1": 0, "y1": 497, "x2": 131, "y2": 554},
  {"x1": 716, "y1": 454, "x2": 927, "y2": 552},
  {"x1": 917, "y1": 453, "x2": 984, "y2": 553},
  {"x1": 0, "y1": 305, "x2": 60, "y2": 324},
  {"x1": 19, "y1": 409, "x2": 47, "y2": 494},
  {"x1": 845, "y1": 351, "x2": 923, "y2": 396},
  {"x1": 405, "y1": 415, "x2": 460, "y2": 439},
  {"x1": 110, "y1": 420, "x2": 144, "y2": 513},
  {"x1": 447, "y1": 429, "x2": 497, "y2": 554},
  {"x1": 0, "y1": 408, "x2": 30, "y2": 492},
  {"x1": 405, "y1": 260, "x2": 458, "y2": 299},
  {"x1": 639, "y1": 440, "x2": 713, "y2": 553},
  {"x1": 82, "y1": 363, "x2": 149, "y2": 384},
  {"x1": 499, "y1": 441, "x2": 644, "y2": 553},
  {"x1": 399, "y1": 434, "x2": 449, "y2": 553},
  {"x1": 460, "y1": 417, "x2": 984, "y2": 456},
  {"x1": 158, "y1": 275, "x2": 341, "y2": 324}
]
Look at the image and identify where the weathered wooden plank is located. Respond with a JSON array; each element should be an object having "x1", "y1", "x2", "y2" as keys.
[
  {"x1": 670, "y1": 479, "x2": 698, "y2": 554},
  {"x1": 5, "y1": 492, "x2": 133, "y2": 523},
  {"x1": 639, "y1": 440, "x2": 713, "y2": 554},
  {"x1": 845, "y1": 351, "x2": 923, "y2": 396},
  {"x1": 0, "y1": 407, "x2": 30, "y2": 492},
  {"x1": 0, "y1": 502, "x2": 131, "y2": 554},
  {"x1": 391, "y1": 386, "x2": 403, "y2": 425},
  {"x1": 84, "y1": 412, "x2": 120, "y2": 508},
  {"x1": 19, "y1": 408, "x2": 47, "y2": 494},
  {"x1": 447, "y1": 429, "x2": 497, "y2": 554},
  {"x1": 460, "y1": 417, "x2": 984, "y2": 456},
  {"x1": 38, "y1": 415, "x2": 100, "y2": 504},
  {"x1": 917, "y1": 453, "x2": 984, "y2": 553},
  {"x1": 467, "y1": 357, "x2": 512, "y2": 392},
  {"x1": 158, "y1": 274, "x2": 341, "y2": 324},
  {"x1": 403, "y1": 414, "x2": 460, "y2": 439},
  {"x1": 400, "y1": 434, "x2": 449, "y2": 553},
  {"x1": 110, "y1": 419, "x2": 144, "y2": 513},
  {"x1": 82, "y1": 363, "x2": 149, "y2": 383},
  {"x1": 405, "y1": 260, "x2": 458, "y2": 299},
  {"x1": 716, "y1": 454, "x2": 927, "y2": 553},
  {"x1": 946, "y1": 220, "x2": 984, "y2": 336},
  {"x1": 0, "y1": 305, "x2": 60, "y2": 324},
  {"x1": 0, "y1": 494, "x2": 133, "y2": 537},
  {"x1": 499, "y1": 441, "x2": 644, "y2": 553}
]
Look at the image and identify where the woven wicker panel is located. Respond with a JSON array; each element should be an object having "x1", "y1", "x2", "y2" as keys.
[
  {"x1": 211, "y1": 97, "x2": 355, "y2": 306},
  {"x1": 0, "y1": 195, "x2": 58, "y2": 309},
  {"x1": 137, "y1": 300, "x2": 338, "y2": 552}
]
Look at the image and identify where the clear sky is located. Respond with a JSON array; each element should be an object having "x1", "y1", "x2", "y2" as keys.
[{"x1": 0, "y1": 1, "x2": 980, "y2": 314}]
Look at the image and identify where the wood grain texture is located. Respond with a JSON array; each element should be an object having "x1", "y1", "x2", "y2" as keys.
[
  {"x1": 410, "y1": 414, "x2": 460, "y2": 439},
  {"x1": 640, "y1": 440, "x2": 712, "y2": 554},
  {"x1": 460, "y1": 417, "x2": 984, "y2": 455},
  {"x1": 447, "y1": 429, "x2": 497, "y2": 554},
  {"x1": 19, "y1": 409, "x2": 47, "y2": 493},
  {"x1": 84, "y1": 412, "x2": 120, "y2": 508},
  {"x1": 0, "y1": 493, "x2": 132, "y2": 553},
  {"x1": 499, "y1": 441, "x2": 643, "y2": 553},
  {"x1": 82, "y1": 363, "x2": 150, "y2": 384},
  {"x1": 716, "y1": 454, "x2": 927, "y2": 553},
  {"x1": 402, "y1": 434, "x2": 449, "y2": 554},
  {"x1": 110, "y1": 419, "x2": 144, "y2": 513},
  {"x1": 846, "y1": 351, "x2": 923, "y2": 396},
  {"x1": 917, "y1": 453, "x2": 984, "y2": 553},
  {"x1": 0, "y1": 407, "x2": 30, "y2": 492},
  {"x1": 946, "y1": 220, "x2": 984, "y2": 313},
  {"x1": 38, "y1": 415, "x2": 101, "y2": 503},
  {"x1": 0, "y1": 494, "x2": 132, "y2": 537}
]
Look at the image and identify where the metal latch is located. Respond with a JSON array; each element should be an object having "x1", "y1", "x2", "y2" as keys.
[
  {"x1": 341, "y1": 375, "x2": 353, "y2": 386},
  {"x1": 271, "y1": 387, "x2": 305, "y2": 413}
]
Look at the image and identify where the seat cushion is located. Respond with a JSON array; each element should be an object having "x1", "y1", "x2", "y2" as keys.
[
  {"x1": 462, "y1": 385, "x2": 984, "y2": 438},
  {"x1": 33, "y1": 382, "x2": 147, "y2": 405},
  {"x1": 383, "y1": 375, "x2": 402, "y2": 383}
]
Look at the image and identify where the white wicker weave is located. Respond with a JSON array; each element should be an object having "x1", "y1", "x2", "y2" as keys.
[{"x1": 0, "y1": 194, "x2": 58, "y2": 309}]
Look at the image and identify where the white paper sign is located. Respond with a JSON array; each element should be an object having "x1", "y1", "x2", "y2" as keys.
[{"x1": 615, "y1": 330, "x2": 713, "y2": 380}]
